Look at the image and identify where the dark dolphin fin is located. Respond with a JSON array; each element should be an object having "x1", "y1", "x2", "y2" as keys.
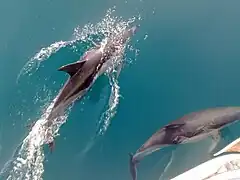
[
  {"x1": 129, "y1": 153, "x2": 138, "y2": 180},
  {"x1": 58, "y1": 60, "x2": 87, "y2": 76}
]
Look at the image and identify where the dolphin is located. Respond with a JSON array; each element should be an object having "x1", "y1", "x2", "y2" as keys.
[
  {"x1": 129, "y1": 106, "x2": 240, "y2": 180},
  {"x1": 34, "y1": 25, "x2": 138, "y2": 152}
]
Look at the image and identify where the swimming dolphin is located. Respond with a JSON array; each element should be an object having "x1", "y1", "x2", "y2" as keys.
[
  {"x1": 50, "y1": 25, "x2": 138, "y2": 119},
  {"x1": 129, "y1": 106, "x2": 240, "y2": 180},
  {"x1": 35, "y1": 25, "x2": 138, "y2": 152}
]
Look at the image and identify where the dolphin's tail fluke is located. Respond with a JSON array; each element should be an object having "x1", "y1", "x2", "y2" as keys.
[{"x1": 129, "y1": 153, "x2": 138, "y2": 180}]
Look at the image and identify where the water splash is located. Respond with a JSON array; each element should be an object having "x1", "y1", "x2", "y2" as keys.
[
  {"x1": 2, "y1": 7, "x2": 141, "y2": 180},
  {"x1": 17, "y1": 7, "x2": 139, "y2": 82},
  {"x1": 77, "y1": 13, "x2": 141, "y2": 155},
  {"x1": 16, "y1": 41, "x2": 69, "y2": 83},
  {"x1": 96, "y1": 34, "x2": 140, "y2": 137},
  {"x1": 3, "y1": 97, "x2": 70, "y2": 180},
  {"x1": 97, "y1": 63, "x2": 122, "y2": 136},
  {"x1": 77, "y1": 56, "x2": 124, "y2": 157},
  {"x1": 79, "y1": 47, "x2": 133, "y2": 156}
]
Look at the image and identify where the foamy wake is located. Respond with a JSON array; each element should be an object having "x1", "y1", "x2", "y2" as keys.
[
  {"x1": 2, "y1": 7, "x2": 141, "y2": 180},
  {"x1": 4, "y1": 97, "x2": 71, "y2": 180},
  {"x1": 97, "y1": 54, "x2": 123, "y2": 136},
  {"x1": 17, "y1": 7, "x2": 140, "y2": 82},
  {"x1": 16, "y1": 41, "x2": 69, "y2": 83},
  {"x1": 99, "y1": 73, "x2": 121, "y2": 135},
  {"x1": 78, "y1": 55, "x2": 124, "y2": 157}
]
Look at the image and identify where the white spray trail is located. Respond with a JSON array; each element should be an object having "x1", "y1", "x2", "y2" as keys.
[
  {"x1": 97, "y1": 55, "x2": 123, "y2": 136},
  {"x1": 17, "y1": 7, "x2": 139, "y2": 82},
  {"x1": 16, "y1": 41, "x2": 69, "y2": 83},
  {"x1": 99, "y1": 73, "x2": 121, "y2": 135},
  {"x1": 4, "y1": 96, "x2": 70, "y2": 180},
  {"x1": 79, "y1": 47, "x2": 129, "y2": 156},
  {"x1": 78, "y1": 60, "x2": 123, "y2": 157}
]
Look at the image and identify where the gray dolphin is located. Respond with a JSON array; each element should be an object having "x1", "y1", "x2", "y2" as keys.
[
  {"x1": 51, "y1": 25, "x2": 138, "y2": 118},
  {"x1": 129, "y1": 106, "x2": 240, "y2": 180},
  {"x1": 32, "y1": 25, "x2": 138, "y2": 152}
]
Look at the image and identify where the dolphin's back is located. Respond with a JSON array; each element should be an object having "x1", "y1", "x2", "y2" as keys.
[
  {"x1": 177, "y1": 106, "x2": 240, "y2": 126},
  {"x1": 51, "y1": 48, "x2": 103, "y2": 111},
  {"x1": 170, "y1": 107, "x2": 240, "y2": 140},
  {"x1": 136, "y1": 107, "x2": 240, "y2": 154},
  {"x1": 130, "y1": 107, "x2": 240, "y2": 180},
  {"x1": 49, "y1": 27, "x2": 137, "y2": 120}
]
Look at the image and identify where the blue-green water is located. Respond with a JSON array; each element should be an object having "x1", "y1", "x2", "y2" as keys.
[{"x1": 1, "y1": 1, "x2": 240, "y2": 180}]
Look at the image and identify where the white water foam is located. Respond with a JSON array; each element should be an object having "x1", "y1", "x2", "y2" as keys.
[
  {"x1": 16, "y1": 41, "x2": 69, "y2": 83},
  {"x1": 98, "y1": 73, "x2": 121, "y2": 135},
  {"x1": 16, "y1": 7, "x2": 140, "y2": 82},
  {"x1": 2, "y1": 7, "x2": 141, "y2": 180},
  {"x1": 4, "y1": 97, "x2": 70, "y2": 180},
  {"x1": 97, "y1": 51, "x2": 124, "y2": 136}
]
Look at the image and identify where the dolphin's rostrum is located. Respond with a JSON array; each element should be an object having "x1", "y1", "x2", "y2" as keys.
[{"x1": 129, "y1": 106, "x2": 240, "y2": 180}]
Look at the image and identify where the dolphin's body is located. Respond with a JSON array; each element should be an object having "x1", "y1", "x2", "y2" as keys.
[
  {"x1": 129, "y1": 106, "x2": 240, "y2": 180},
  {"x1": 42, "y1": 25, "x2": 138, "y2": 150}
]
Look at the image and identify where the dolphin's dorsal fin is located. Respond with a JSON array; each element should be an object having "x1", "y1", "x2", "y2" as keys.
[{"x1": 58, "y1": 60, "x2": 87, "y2": 76}]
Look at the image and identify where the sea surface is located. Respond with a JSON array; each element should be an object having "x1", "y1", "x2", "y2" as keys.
[{"x1": 1, "y1": 1, "x2": 240, "y2": 180}]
